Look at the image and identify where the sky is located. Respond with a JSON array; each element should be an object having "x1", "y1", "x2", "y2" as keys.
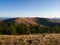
[{"x1": 0, "y1": 0, "x2": 60, "y2": 18}]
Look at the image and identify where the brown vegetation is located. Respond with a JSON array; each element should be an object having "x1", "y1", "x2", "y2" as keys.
[
  {"x1": 0, "y1": 34, "x2": 60, "y2": 45},
  {"x1": 15, "y1": 18, "x2": 38, "y2": 25}
]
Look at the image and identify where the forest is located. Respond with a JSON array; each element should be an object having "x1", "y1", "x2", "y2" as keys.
[{"x1": 0, "y1": 22, "x2": 60, "y2": 35}]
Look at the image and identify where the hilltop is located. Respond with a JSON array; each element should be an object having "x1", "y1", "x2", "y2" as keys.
[
  {"x1": 0, "y1": 17, "x2": 60, "y2": 35},
  {"x1": 0, "y1": 17, "x2": 60, "y2": 26}
]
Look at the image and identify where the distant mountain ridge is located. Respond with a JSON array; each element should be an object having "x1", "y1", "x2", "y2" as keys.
[
  {"x1": 0, "y1": 17, "x2": 13, "y2": 21},
  {"x1": 0, "y1": 17, "x2": 60, "y2": 26},
  {"x1": 53, "y1": 17, "x2": 60, "y2": 20}
]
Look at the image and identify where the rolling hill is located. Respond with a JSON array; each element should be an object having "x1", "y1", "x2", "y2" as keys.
[
  {"x1": 0, "y1": 17, "x2": 60, "y2": 26},
  {"x1": 0, "y1": 17, "x2": 60, "y2": 34}
]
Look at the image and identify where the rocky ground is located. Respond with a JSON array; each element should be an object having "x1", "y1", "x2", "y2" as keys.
[{"x1": 0, "y1": 34, "x2": 60, "y2": 45}]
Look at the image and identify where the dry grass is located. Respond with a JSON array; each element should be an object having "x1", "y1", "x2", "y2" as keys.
[
  {"x1": 0, "y1": 34, "x2": 60, "y2": 45},
  {"x1": 15, "y1": 18, "x2": 38, "y2": 25}
]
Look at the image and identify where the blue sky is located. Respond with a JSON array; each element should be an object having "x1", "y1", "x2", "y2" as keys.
[{"x1": 0, "y1": 0, "x2": 60, "y2": 18}]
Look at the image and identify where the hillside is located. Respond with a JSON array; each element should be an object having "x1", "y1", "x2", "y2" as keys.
[
  {"x1": 36, "y1": 18, "x2": 60, "y2": 26},
  {"x1": 0, "y1": 34, "x2": 60, "y2": 45},
  {"x1": 0, "y1": 17, "x2": 60, "y2": 35},
  {"x1": 0, "y1": 17, "x2": 60, "y2": 26}
]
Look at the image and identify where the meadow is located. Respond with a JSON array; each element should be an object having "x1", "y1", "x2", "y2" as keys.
[{"x1": 0, "y1": 34, "x2": 60, "y2": 45}]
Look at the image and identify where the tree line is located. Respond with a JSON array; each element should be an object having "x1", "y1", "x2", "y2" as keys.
[{"x1": 0, "y1": 22, "x2": 60, "y2": 35}]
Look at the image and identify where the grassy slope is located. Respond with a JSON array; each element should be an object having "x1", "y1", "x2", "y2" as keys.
[{"x1": 0, "y1": 34, "x2": 60, "y2": 45}]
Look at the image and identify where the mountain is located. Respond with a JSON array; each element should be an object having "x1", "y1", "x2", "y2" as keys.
[
  {"x1": 0, "y1": 17, "x2": 13, "y2": 21},
  {"x1": 0, "y1": 17, "x2": 60, "y2": 34},
  {"x1": 53, "y1": 17, "x2": 60, "y2": 21},
  {"x1": 0, "y1": 17, "x2": 60, "y2": 26},
  {"x1": 36, "y1": 18, "x2": 60, "y2": 26},
  {"x1": 1, "y1": 17, "x2": 38, "y2": 26}
]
